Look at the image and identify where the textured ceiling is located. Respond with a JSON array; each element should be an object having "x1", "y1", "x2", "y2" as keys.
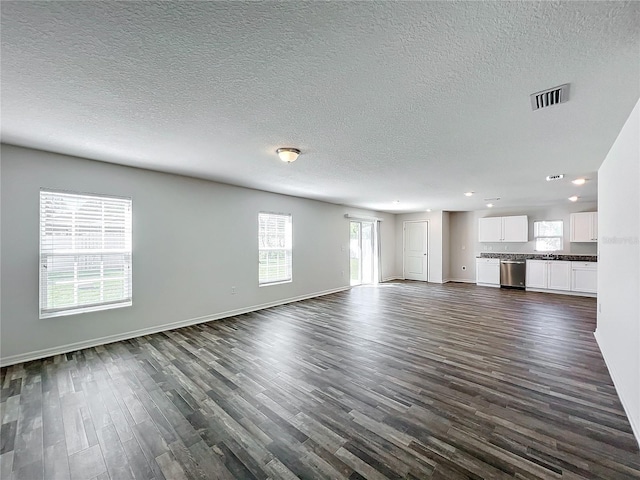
[{"x1": 1, "y1": 1, "x2": 639, "y2": 212}]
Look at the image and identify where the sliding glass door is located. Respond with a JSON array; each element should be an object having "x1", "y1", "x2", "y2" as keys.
[{"x1": 350, "y1": 221, "x2": 378, "y2": 286}]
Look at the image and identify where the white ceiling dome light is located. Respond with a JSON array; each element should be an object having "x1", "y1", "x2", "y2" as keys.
[{"x1": 277, "y1": 148, "x2": 301, "y2": 163}]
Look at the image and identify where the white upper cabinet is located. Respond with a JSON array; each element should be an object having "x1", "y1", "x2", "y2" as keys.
[
  {"x1": 502, "y1": 216, "x2": 529, "y2": 242},
  {"x1": 478, "y1": 215, "x2": 528, "y2": 242},
  {"x1": 570, "y1": 212, "x2": 598, "y2": 242},
  {"x1": 478, "y1": 217, "x2": 503, "y2": 242}
]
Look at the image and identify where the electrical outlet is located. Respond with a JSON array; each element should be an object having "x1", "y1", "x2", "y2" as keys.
[
  {"x1": 461, "y1": 266, "x2": 466, "y2": 271},
  {"x1": 598, "y1": 303, "x2": 602, "y2": 313},
  {"x1": 231, "y1": 286, "x2": 237, "y2": 295},
  {"x1": 341, "y1": 271, "x2": 344, "y2": 277}
]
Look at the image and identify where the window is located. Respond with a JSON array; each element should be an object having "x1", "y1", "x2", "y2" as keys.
[
  {"x1": 534, "y1": 220, "x2": 563, "y2": 251},
  {"x1": 40, "y1": 189, "x2": 132, "y2": 318},
  {"x1": 258, "y1": 212, "x2": 292, "y2": 285}
]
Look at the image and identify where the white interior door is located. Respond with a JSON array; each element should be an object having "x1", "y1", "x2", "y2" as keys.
[{"x1": 404, "y1": 221, "x2": 428, "y2": 281}]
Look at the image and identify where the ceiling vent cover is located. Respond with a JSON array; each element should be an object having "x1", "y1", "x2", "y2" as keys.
[
  {"x1": 531, "y1": 84, "x2": 570, "y2": 111},
  {"x1": 546, "y1": 174, "x2": 565, "y2": 181}
]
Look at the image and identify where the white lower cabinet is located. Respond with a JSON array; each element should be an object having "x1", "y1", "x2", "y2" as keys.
[
  {"x1": 479, "y1": 258, "x2": 597, "y2": 295},
  {"x1": 526, "y1": 260, "x2": 596, "y2": 296},
  {"x1": 548, "y1": 262, "x2": 572, "y2": 291},
  {"x1": 476, "y1": 258, "x2": 500, "y2": 287},
  {"x1": 525, "y1": 260, "x2": 547, "y2": 289},
  {"x1": 526, "y1": 260, "x2": 571, "y2": 292},
  {"x1": 571, "y1": 262, "x2": 597, "y2": 293}
]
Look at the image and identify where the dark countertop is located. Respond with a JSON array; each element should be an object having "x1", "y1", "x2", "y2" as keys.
[{"x1": 478, "y1": 253, "x2": 597, "y2": 262}]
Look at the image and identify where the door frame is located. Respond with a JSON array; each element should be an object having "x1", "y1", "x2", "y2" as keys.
[{"x1": 403, "y1": 220, "x2": 429, "y2": 281}]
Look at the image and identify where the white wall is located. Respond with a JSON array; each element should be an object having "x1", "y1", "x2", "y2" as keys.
[
  {"x1": 377, "y1": 214, "x2": 397, "y2": 282},
  {"x1": 395, "y1": 211, "x2": 446, "y2": 283},
  {"x1": 449, "y1": 211, "x2": 477, "y2": 282},
  {"x1": 595, "y1": 99, "x2": 640, "y2": 446},
  {"x1": 442, "y1": 212, "x2": 450, "y2": 282},
  {"x1": 0, "y1": 145, "x2": 395, "y2": 365}
]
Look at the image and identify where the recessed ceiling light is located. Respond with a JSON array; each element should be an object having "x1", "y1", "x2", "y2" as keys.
[
  {"x1": 276, "y1": 147, "x2": 301, "y2": 163},
  {"x1": 464, "y1": 191, "x2": 474, "y2": 197},
  {"x1": 568, "y1": 195, "x2": 579, "y2": 202},
  {"x1": 426, "y1": 209, "x2": 432, "y2": 212},
  {"x1": 486, "y1": 203, "x2": 494, "y2": 208},
  {"x1": 393, "y1": 200, "x2": 400, "y2": 204},
  {"x1": 572, "y1": 178, "x2": 586, "y2": 185}
]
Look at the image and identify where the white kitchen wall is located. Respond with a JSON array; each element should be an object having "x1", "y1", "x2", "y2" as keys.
[
  {"x1": 473, "y1": 203, "x2": 599, "y2": 255},
  {"x1": 595, "y1": 99, "x2": 640, "y2": 446},
  {"x1": 0, "y1": 145, "x2": 396, "y2": 365},
  {"x1": 394, "y1": 211, "x2": 446, "y2": 283},
  {"x1": 448, "y1": 203, "x2": 599, "y2": 283}
]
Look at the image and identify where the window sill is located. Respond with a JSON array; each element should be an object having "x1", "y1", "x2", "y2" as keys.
[
  {"x1": 259, "y1": 280, "x2": 292, "y2": 288},
  {"x1": 40, "y1": 301, "x2": 132, "y2": 319}
]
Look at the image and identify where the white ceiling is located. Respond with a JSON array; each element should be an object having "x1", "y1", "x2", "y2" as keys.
[{"x1": 1, "y1": 1, "x2": 638, "y2": 212}]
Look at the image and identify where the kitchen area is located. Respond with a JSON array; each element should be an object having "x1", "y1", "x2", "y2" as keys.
[{"x1": 474, "y1": 212, "x2": 598, "y2": 297}]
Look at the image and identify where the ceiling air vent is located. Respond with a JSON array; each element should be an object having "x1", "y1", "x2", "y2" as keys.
[
  {"x1": 546, "y1": 174, "x2": 565, "y2": 181},
  {"x1": 530, "y1": 84, "x2": 569, "y2": 111}
]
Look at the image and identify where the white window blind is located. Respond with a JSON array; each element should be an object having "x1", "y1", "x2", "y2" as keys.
[
  {"x1": 39, "y1": 190, "x2": 132, "y2": 318},
  {"x1": 258, "y1": 212, "x2": 292, "y2": 285},
  {"x1": 534, "y1": 220, "x2": 563, "y2": 252}
]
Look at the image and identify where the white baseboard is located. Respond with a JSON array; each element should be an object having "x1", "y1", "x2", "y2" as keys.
[
  {"x1": 594, "y1": 329, "x2": 640, "y2": 449},
  {"x1": 526, "y1": 287, "x2": 597, "y2": 298},
  {"x1": 382, "y1": 276, "x2": 403, "y2": 282},
  {"x1": 446, "y1": 278, "x2": 476, "y2": 284},
  {"x1": 0, "y1": 286, "x2": 351, "y2": 367},
  {"x1": 477, "y1": 282, "x2": 500, "y2": 288}
]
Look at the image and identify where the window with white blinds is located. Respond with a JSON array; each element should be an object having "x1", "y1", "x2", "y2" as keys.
[
  {"x1": 258, "y1": 212, "x2": 292, "y2": 285},
  {"x1": 39, "y1": 189, "x2": 132, "y2": 318},
  {"x1": 534, "y1": 220, "x2": 563, "y2": 252}
]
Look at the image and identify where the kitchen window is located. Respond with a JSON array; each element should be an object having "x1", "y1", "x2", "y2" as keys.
[
  {"x1": 534, "y1": 220, "x2": 563, "y2": 252},
  {"x1": 39, "y1": 189, "x2": 132, "y2": 318},
  {"x1": 258, "y1": 212, "x2": 292, "y2": 285}
]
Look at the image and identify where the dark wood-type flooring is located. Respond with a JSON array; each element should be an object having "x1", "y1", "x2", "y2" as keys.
[{"x1": 2, "y1": 281, "x2": 639, "y2": 479}]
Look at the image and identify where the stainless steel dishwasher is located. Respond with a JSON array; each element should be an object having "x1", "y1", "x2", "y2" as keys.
[{"x1": 500, "y1": 260, "x2": 526, "y2": 288}]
